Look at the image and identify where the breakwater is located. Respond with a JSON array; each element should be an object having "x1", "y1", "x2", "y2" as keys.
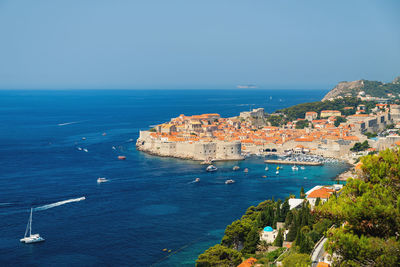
[{"x1": 264, "y1": 160, "x2": 323, "y2": 166}]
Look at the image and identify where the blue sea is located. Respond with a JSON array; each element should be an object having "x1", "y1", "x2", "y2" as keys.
[{"x1": 0, "y1": 89, "x2": 348, "y2": 266}]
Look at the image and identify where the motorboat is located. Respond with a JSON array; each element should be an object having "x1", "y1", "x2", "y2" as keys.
[
  {"x1": 20, "y1": 208, "x2": 45, "y2": 244},
  {"x1": 102, "y1": 132, "x2": 107, "y2": 136},
  {"x1": 82, "y1": 137, "x2": 86, "y2": 140},
  {"x1": 77, "y1": 147, "x2": 82, "y2": 151},
  {"x1": 301, "y1": 166, "x2": 305, "y2": 170},
  {"x1": 206, "y1": 165, "x2": 217, "y2": 172},
  {"x1": 83, "y1": 148, "x2": 88, "y2": 152},
  {"x1": 265, "y1": 166, "x2": 269, "y2": 171},
  {"x1": 195, "y1": 178, "x2": 200, "y2": 182},
  {"x1": 225, "y1": 179, "x2": 235, "y2": 184},
  {"x1": 276, "y1": 170, "x2": 279, "y2": 175},
  {"x1": 292, "y1": 165, "x2": 298, "y2": 171},
  {"x1": 97, "y1": 177, "x2": 108, "y2": 183},
  {"x1": 118, "y1": 156, "x2": 126, "y2": 160},
  {"x1": 244, "y1": 168, "x2": 249, "y2": 173},
  {"x1": 233, "y1": 166, "x2": 240, "y2": 171}
]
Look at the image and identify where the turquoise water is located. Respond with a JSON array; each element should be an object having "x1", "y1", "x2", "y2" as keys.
[{"x1": 0, "y1": 89, "x2": 348, "y2": 266}]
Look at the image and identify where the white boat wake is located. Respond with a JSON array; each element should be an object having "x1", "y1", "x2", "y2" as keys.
[
  {"x1": 57, "y1": 121, "x2": 82, "y2": 126},
  {"x1": 34, "y1": 197, "x2": 86, "y2": 211}
]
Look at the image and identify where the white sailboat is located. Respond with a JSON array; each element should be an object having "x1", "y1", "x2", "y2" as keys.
[{"x1": 20, "y1": 208, "x2": 45, "y2": 244}]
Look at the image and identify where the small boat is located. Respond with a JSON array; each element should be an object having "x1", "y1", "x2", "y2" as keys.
[
  {"x1": 162, "y1": 248, "x2": 167, "y2": 251},
  {"x1": 112, "y1": 146, "x2": 116, "y2": 150},
  {"x1": 243, "y1": 168, "x2": 249, "y2": 173},
  {"x1": 206, "y1": 165, "x2": 217, "y2": 172},
  {"x1": 276, "y1": 171, "x2": 279, "y2": 175},
  {"x1": 83, "y1": 148, "x2": 88, "y2": 152},
  {"x1": 97, "y1": 177, "x2": 108, "y2": 183},
  {"x1": 77, "y1": 147, "x2": 82, "y2": 151},
  {"x1": 292, "y1": 165, "x2": 298, "y2": 171},
  {"x1": 301, "y1": 166, "x2": 305, "y2": 170},
  {"x1": 262, "y1": 175, "x2": 267, "y2": 178},
  {"x1": 276, "y1": 166, "x2": 280, "y2": 170},
  {"x1": 265, "y1": 166, "x2": 269, "y2": 171},
  {"x1": 20, "y1": 208, "x2": 45, "y2": 244},
  {"x1": 82, "y1": 137, "x2": 86, "y2": 140},
  {"x1": 118, "y1": 156, "x2": 126, "y2": 160},
  {"x1": 225, "y1": 179, "x2": 235, "y2": 184},
  {"x1": 195, "y1": 178, "x2": 200, "y2": 182},
  {"x1": 233, "y1": 166, "x2": 240, "y2": 171},
  {"x1": 102, "y1": 132, "x2": 107, "y2": 136}
]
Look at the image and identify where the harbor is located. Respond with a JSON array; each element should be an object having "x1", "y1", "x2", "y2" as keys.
[{"x1": 264, "y1": 159, "x2": 323, "y2": 166}]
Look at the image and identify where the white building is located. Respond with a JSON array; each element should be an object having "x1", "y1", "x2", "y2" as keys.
[{"x1": 260, "y1": 226, "x2": 278, "y2": 244}]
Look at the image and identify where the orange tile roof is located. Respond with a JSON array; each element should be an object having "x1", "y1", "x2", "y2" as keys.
[
  {"x1": 317, "y1": 263, "x2": 330, "y2": 267},
  {"x1": 237, "y1": 257, "x2": 257, "y2": 267},
  {"x1": 307, "y1": 187, "x2": 334, "y2": 199}
]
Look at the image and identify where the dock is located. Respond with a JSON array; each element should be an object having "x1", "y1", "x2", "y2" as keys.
[{"x1": 264, "y1": 160, "x2": 323, "y2": 166}]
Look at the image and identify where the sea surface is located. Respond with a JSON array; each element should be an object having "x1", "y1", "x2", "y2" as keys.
[{"x1": 0, "y1": 89, "x2": 349, "y2": 266}]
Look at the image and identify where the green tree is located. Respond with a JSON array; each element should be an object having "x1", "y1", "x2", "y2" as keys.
[
  {"x1": 315, "y1": 197, "x2": 321, "y2": 207},
  {"x1": 281, "y1": 253, "x2": 311, "y2": 267},
  {"x1": 196, "y1": 244, "x2": 242, "y2": 267},
  {"x1": 300, "y1": 187, "x2": 305, "y2": 199},
  {"x1": 274, "y1": 229, "x2": 283, "y2": 247},
  {"x1": 295, "y1": 120, "x2": 309, "y2": 129},
  {"x1": 334, "y1": 116, "x2": 347, "y2": 127},
  {"x1": 315, "y1": 149, "x2": 400, "y2": 266},
  {"x1": 242, "y1": 228, "x2": 259, "y2": 255}
]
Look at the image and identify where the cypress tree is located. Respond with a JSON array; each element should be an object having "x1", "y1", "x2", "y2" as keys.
[
  {"x1": 281, "y1": 198, "x2": 290, "y2": 221},
  {"x1": 300, "y1": 187, "x2": 305, "y2": 199},
  {"x1": 274, "y1": 229, "x2": 284, "y2": 247}
]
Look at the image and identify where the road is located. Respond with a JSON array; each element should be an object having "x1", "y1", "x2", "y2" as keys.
[{"x1": 311, "y1": 237, "x2": 327, "y2": 267}]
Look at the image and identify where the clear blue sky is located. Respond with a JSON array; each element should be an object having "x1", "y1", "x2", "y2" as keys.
[{"x1": 0, "y1": 0, "x2": 399, "y2": 90}]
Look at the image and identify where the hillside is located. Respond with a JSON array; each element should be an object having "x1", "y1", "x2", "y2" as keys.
[{"x1": 322, "y1": 75, "x2": 400, "y2": 101}]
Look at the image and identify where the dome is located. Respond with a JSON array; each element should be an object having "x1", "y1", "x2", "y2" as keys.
[{"x1": 263, "y1": 226, "x2": 273, "y2": 232}]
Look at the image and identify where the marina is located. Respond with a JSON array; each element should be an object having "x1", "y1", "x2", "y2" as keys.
[{"x1": 265, "y1": 160, "x2": 323, "y2": 166}]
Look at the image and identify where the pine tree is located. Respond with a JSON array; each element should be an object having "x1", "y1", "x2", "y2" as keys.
[{"x1": 242, "y1": 228, "x2": 260, "y2": 254}]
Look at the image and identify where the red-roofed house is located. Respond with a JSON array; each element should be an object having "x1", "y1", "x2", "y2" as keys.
[
  {"x1": 306, "y1": 187, "x2": 335, "y2": 206},
  {"x1": 237, "y1": 257, "x2": 257, "y2": 267}
]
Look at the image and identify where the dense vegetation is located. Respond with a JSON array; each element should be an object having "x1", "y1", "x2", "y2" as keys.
[
  {"x1": 360, "y1": 79, "x2": 400, "y2": 98},
  {"x1": 273, "y1": 97, "x2": 375, "y2": 123},
  {"x1": 316, "y1": 148, "x2": 400, "y2": 266},
  {"x1": 196, "y1": 189, "x2": 333, "y2": 266},
  {"x1": 350, "y1": 140, "x2": 370, "y2": 152}
]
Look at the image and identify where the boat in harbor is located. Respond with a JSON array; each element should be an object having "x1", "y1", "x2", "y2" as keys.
[
  {"x1": 97, "y1": 177, "x2": 108, "y2": 183},
  {"x1": 276, "y1": 170, "x2": 279, "y2": 175},
  {"x1": 233, "y1": 166, "x2": 240, "y2": 171},
  {"x1": 206, "y1": 165, "x2": 217, "y2": 172},
  {"x1": 301, "y1": 166, "x2": 305, "y2": 170},
  {"x1": 292, "y1": 165, "x2": 298, "y2": 171},
  {"x1": 265, "y1": 166, "x2": 269, "y2": 171},
  {"x1": 20, "y1": 208, "x2": 45, "y2": 244},
  {"x1": 83, "y1": 148, "x2": 88, "y2": 152},
  {"x1": 225, "y1": 179, "x2": 235, "y2": 184},
  {"x1": 77, "y1": 147, "x2": 82, "y2": 151},
  {"x1": 244, "y1": 168, "x2": 249, "y2": 173},
  {"x1": 118, "y1": 156, "x2": 126, "y2": 160},
  {"x1": 195, "y1": 178, "x2": 200, "y2": 182}
]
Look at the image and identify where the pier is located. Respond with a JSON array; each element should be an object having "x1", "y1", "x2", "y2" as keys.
[{"x1": 264, "y1": 160, "x2": 323, "y2": 166}]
